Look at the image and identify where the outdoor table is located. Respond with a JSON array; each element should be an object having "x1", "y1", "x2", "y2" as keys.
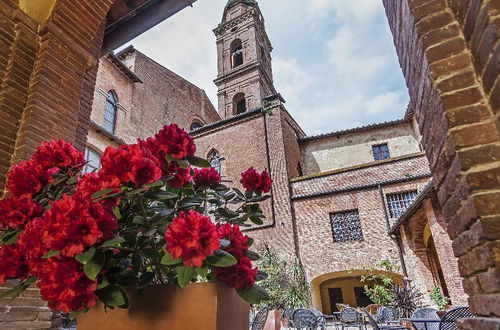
[{"x1": 400, "y1": 318, "x2": 445, "y2": 330}]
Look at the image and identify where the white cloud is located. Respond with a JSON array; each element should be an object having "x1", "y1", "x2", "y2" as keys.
[
  {"x1": 273, "y1": 58, "x2": 314, "y2": 105},
  {"x1": 365, "y1": 92, "x2": 405, "y2": 116}
]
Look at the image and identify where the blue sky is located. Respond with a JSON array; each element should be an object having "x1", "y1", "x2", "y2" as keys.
[{"x1": 125, "y1": 0, "x2": 409, "y2": 136}]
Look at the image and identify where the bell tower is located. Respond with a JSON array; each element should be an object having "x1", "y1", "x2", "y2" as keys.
[{"x1": 213, "y1": 0, "x2": 276, "y2": 119}]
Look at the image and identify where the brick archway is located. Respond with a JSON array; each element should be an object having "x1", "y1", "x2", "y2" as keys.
[{"x1": 383, "y1": 0, "x2": 499, "y2": 327}]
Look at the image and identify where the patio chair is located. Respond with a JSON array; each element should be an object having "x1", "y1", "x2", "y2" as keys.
[
  {"x1": 376, "y1": 306, "x2": 387, "y2": 323},
  {"x1": 340, "y1": 307, "x2": 365, "y2": 330},
  {"x1": 411, "y1": 307, "x2": 439, "y2": 330},
  {"x1": 292, "y1": 309, "x2": 318, "y2": 330},
  {"x1": 251, "y1": 307, "x2": 269, "y2": 330},
  {"x1": 382, "y1": 306, "x2": 400, "y2": 326},
  {"x1": 439, "y1": 306, "x2": 476, "y2": 330},
  {"x1": 311, "y1": 309, "x2": 327, "y2": 330},
  {"x1": 282, "y1": 308, "x2": 295, "y2": 328},
  {"x1": 364, "y1": 312, "x2": 408, "y2": 330},
  {"x1": 336, "y1": 303, "x2": 348, "y2": 312}
]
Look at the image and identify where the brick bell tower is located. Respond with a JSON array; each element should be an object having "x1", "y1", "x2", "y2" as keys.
[{"x1": 213, "y1": 0, "x2": 276, "y2": 119}]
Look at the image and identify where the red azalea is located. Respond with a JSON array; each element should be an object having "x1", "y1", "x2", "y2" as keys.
[
  {"x1": 38, "y1": 256, "x2": 97, "y2": 312},
  {"x1": 99, "y1": 144, "x2": 161, "y2": 187},
  {"x1": 76, "y1": 173, "x2": 121, "y2": 208},
  {"x1": 193, "y1": 167, "x2": 221, "y2": 188},
  {"x1": 165, "y1": 210, "x2": 220, "y2": 267},
  {"x1": 17, "y1": 218, "x2": 48, "y2": 277},
  {"x1": 0, "y1": 195, "x2": 43, "y2": 230},
  {"x1": 154, "y1": 124, "x2": 196, "y2": 159},
  {"x1": 0, "y1": 244, "x2": 29, "y2": 284},
  {"x1": 217, "y1": 223, "x2": 249, "y2": 259},
  {"x1": 6, "y1": 161, "x2": 55, "y2": 197},
  {"x1": 165, "y1": 162, "x2": 192, "y2": 189},
  {"x1": 32, "y1": 140, "x2": 85, "y2": 169},
  {"x1": 214, "y1": 256, "x2": 258, "y2": 291},
  {"x1": 240, "y1": 167, "x2": 272, "y2": 194}
]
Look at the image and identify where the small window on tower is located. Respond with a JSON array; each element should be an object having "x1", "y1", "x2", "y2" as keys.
[
  {"x1": 230, "y1": 39, "x2": 243, "y2": 68},
  {"x1": 372, "y1": 143, "x2": 390, "y2": 161},
  {"x1": 233, "y1": 93, "x2": 246, "y2": 114}
]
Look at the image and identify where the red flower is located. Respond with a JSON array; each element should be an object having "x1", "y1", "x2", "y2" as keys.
[
  {"x1": 0, "y1": 244, "x2": 29, "y2": 284},
  {"x1": 165, "y1": 162, "x2": 192, "y2": 189},
  {"x1": 17, "y1": 218, "x2": 48, "y2": 277},
  {"x1": 214, "y1": 256, "x2": 258, "y2": 291},
  {"x1": 217, "y1": 224, "x2": 249, "y2": 258},
  {"x1": 38, "y1": 256, "x2": 97, "y2": 312},
  {"x1": 42, "y1": 195, "x2": 116, "y2": 257},
  {"x1": 99, "y1": 144, "x2": 161, "y2": 187},
  {"x1": 240, "y1": 168, "x2": 272, "y2": 194},
  {"x1": 32, "y1": 140, "x2": 85, "y2": 169},
  {"x1": 6, "y1": 161, "x2": 56, "y2": 197},
  {"x1": 193, "y1": 167, "x2": 221, "y2": 188},
  {"x1": 0, "y1": 195, "x2": 43, "y2": 230},
  {"x1": 76, "y1": 172, "x2": 120, "y2": 208},
  {"x1": 165, "y1": 210, "x2": 220, "y2": 267},
  {"x1": 154, "y1": 124, "x2": 196, "y2": 159}
]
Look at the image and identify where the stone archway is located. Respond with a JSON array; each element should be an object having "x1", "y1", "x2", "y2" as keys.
[{"x1": 310, "y1": 270, "x2": 404, "y2": 314}]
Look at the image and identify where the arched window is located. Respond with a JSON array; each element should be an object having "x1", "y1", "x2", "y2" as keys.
[
  {"x1": 83, "y1": 147, "x2": 101, "y2": 173},
  {"x1": 104, "y1": 91, "x2": 118, "y2": 133},
  {"x1": 190, "y1": 121, "x2": 203, "y2": 131},
  {"x1": 230, "y1": 39, "x2": 243, "y2": 68},
  {"x1": 209, "y1": 150, "x2": 222, "y2": 175},
  {"x1": 233, "y1": 93, "x2": 246, "y2": 114}
]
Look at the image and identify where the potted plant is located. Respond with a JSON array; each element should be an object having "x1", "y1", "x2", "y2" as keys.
[
  {"x1": 430, "y1": 286, "x2": 451, "y2": 317},
  {"x1": 0, "y1": 124, "x2": 271, "y2": 330}
]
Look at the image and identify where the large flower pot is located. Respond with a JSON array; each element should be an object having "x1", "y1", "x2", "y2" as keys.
[
  {"x1": 264, "y1": 309, "x2": 282, "y2": 330},
  {"x1": 77, "y1": 283, "x2": 250, "y2": 330}
]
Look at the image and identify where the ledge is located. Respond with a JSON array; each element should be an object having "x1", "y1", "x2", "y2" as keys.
[
  {"x1": 291, "y1": 152, "x2": 427, "y2": 183},
  {"x1": 189, "y1": 108, "x2": 263, "y2": 136},
  {"x1": 90, "y1": 121, "x2": 127, "y2": 145}
]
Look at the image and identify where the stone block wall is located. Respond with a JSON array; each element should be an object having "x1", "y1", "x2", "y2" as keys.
[{"x1": 383, "y1": 0, "x2": 500, "y2": 324}]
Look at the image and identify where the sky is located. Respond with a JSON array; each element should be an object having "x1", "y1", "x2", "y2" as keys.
[{"x1": 123, "y1": 0, "x2": 409, "y2": 136}]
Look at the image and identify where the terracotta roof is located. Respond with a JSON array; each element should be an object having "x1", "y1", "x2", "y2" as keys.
[{"x1": 298, "y1": 119, "x2": 409, "y2": 142}]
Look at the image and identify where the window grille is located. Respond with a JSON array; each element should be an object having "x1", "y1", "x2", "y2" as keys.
[
  {"x1": 330, "y1": 210, "x2": 364, "y2": 243},
  {"x1": 104, "y1": 91, "x2": 117, "y2": 133},
  {"x1": 209, "y1": 151, "x2": 222, "y2": 175},
  {"x1": 83, "y1": 148, "x2": 101, "y2": 174},
  {"x1": 386, "y1": 190, "x2": 418, "y2": 218},
  {"x1": 372, "y1": 144, "x2": 390, "y2": 161}
]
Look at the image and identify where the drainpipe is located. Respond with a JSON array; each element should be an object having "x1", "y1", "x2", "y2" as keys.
[{"x1": 378, "y1": 184, "x2": 408, "y2": 277}]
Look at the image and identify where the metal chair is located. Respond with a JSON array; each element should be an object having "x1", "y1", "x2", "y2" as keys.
[
  {"x1": 292, "y1": 308, "x2": 318, "y2": 330},
  {"x1": 376, "y1": 306, "x2": 387, "y2": 323},
  {"x1": 251, "y1": 307, "x2": 269, "y2": 330},
  {"x1": 311, "y1": 309, "x2": 327, "y2": 330},
  {"x1": 439, "y1": 306, "x2": 476, "y2": 330},
  {"x1": 336, "y1": 303, "x2": 348, "y2": 312},
  {"x1": 411, "y1": 307, "x2": 439, "y2": 330},
  {"x1": 364, "y1": 311, "x2": 408, "y2": 330},
  {"x1": 382, "y1": 307, "x2": 400, "y2": 325},
  {"x1": 282, "y1": 308, "x2": 295, "y2": 328},
  {"x1": 340, "y1": 307, "x2": 365, "y2": 330}
]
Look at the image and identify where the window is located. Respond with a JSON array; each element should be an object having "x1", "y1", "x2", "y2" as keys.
[
  {"x1": 209, "y1": 150, "x2": 222, "y2": 174},
  {"x1": 190, "y1": 122, "x2": 203, "y2": 131},
  {"x1": 233, "y1": 93, "x2": 246, "y2": 114},
  {"x1": 372, "y1": 143, "x2": 390, "y2": 161},
  {"x1": 83, "y1": 147, "x2": 101, "y2": 173},
  {"x1": 386, "y1": 190, "x2": 418, "y2": 218},
  {"x1": 104, "y1": 91, "x2": 118, "y2": 133},
  {"x1": 330, "y1": 210, "x2": 364, "y2": 243},
  {"x1": 230, "y1": 39, "x2": 243, "y2": 68}
]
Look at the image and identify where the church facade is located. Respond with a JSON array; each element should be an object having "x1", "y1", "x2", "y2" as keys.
[{"x1": 87, "y1": 0, "x2": 467, "y2": 313}]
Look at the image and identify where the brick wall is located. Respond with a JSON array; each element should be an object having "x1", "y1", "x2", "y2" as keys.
[{"x1": 383, "y1": 0, "x2": 500, "y2": 325}]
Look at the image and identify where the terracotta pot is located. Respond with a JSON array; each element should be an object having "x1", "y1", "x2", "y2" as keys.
[
  {"x1": 264, "y1": 309, "x2": 282, "y2": 330},
  {"x1": 77, "y1": 283, "x2": 250, "y2": 330},
  {"x1": 436, "y1": 310, "x2": 446, "y2": 318}
]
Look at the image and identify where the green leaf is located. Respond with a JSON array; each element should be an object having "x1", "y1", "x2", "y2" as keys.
[
  {"x1": 101, "y1": 236, "x2": 125, "y2": 248},
  {"x1": 1, "y1": 229, "x2": 22, "y2": 245},
  {"x1": 177, "y1": 265, "x2": 195, "y2": 288},
  {"x1": 196, "y1": 267, "x2": 208, "y2": 278},
  {"x1": 143, "y1": 180, "x2": 164, "y2": 188},
  {"x1": 96, "y1": 284, "x2": 128, "y2": 308},
  {"x1": 97, "y1": 276, "x2": 110, "y2": 290},
  {"x1": 246, "y1": 250, "x2": 260, "y2": 261},
  {"x1": 68, "y1": 310, "x2": 82, "y2": 320},
  {"x1": 91, "y1": 188, "x2": 114, "y2": 199},
  {"x1": 160, "y1": 251, "x2": 182, "y2": 266},
  {"x1": 205, "y1": 250, "x2": 237, "y2": 267},
  {"x1": 137, "y1": 272, "x2": 156, "y2": 289},
  {"x1": 186, "y1": 156, "x2": 211, "y2": 168},
  {"x1": 148, "y1": 191, "x2": 179, "y2": 200},
  {"x1": 83, "y1": 250, "x2": 105, "y2": 280},
  {"x1": 247, "y1": 238, "x2": 254, "y2": 247},
  {"x1": 176, "y1": 159, "x2": 190, "y2": 169},
  {"x1": 142, "y1": 248, "x2": 160, "y2": 259},
  {"x1": 42, "y1": 250, "x2": 61, "y2": 259},
  {"x1": 255, "y1": 270, "x2": 268, "y2": 281},
  {"x1": 114, "y1": 271, "x2": 137, "y2": 286},
  {"x1": 112, "y1": 207, "x2": 122, "y2": 220},
  {"x1": 75, "y1": 247, "x2": 96, "y2": 264},
  {"x1": 132, "y1": 216, "x2": 147, "y2": 225},
  {"x1": 237, "y1": 285, "x2": 269, "y2": 304},
  {"x1": 249, "y1": 216, "x2": 264, "y2": 225}
]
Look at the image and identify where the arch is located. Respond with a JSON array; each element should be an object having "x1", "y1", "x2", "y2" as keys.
[
  {"x1": 230, "y1": 39, "x2": 243, "y2": 68},
  {"x1": 190, "y1": 121, "x2": 203, "y2": 131},
  {"x1": 310, "y1": 269, "x2": 403, "y2": 314},
  {"x1": 103, "y1": 90, "x2": 118, "y2": 134},
  {"x1": 83, "y1": 146, "x2": 102, "y2": 173},
  {"x1": 233, "y1": 92, "x2": 246, "y2": 114},
  {"x1": 208, "y1": 149, "x2": 222, "y2": 174}
]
